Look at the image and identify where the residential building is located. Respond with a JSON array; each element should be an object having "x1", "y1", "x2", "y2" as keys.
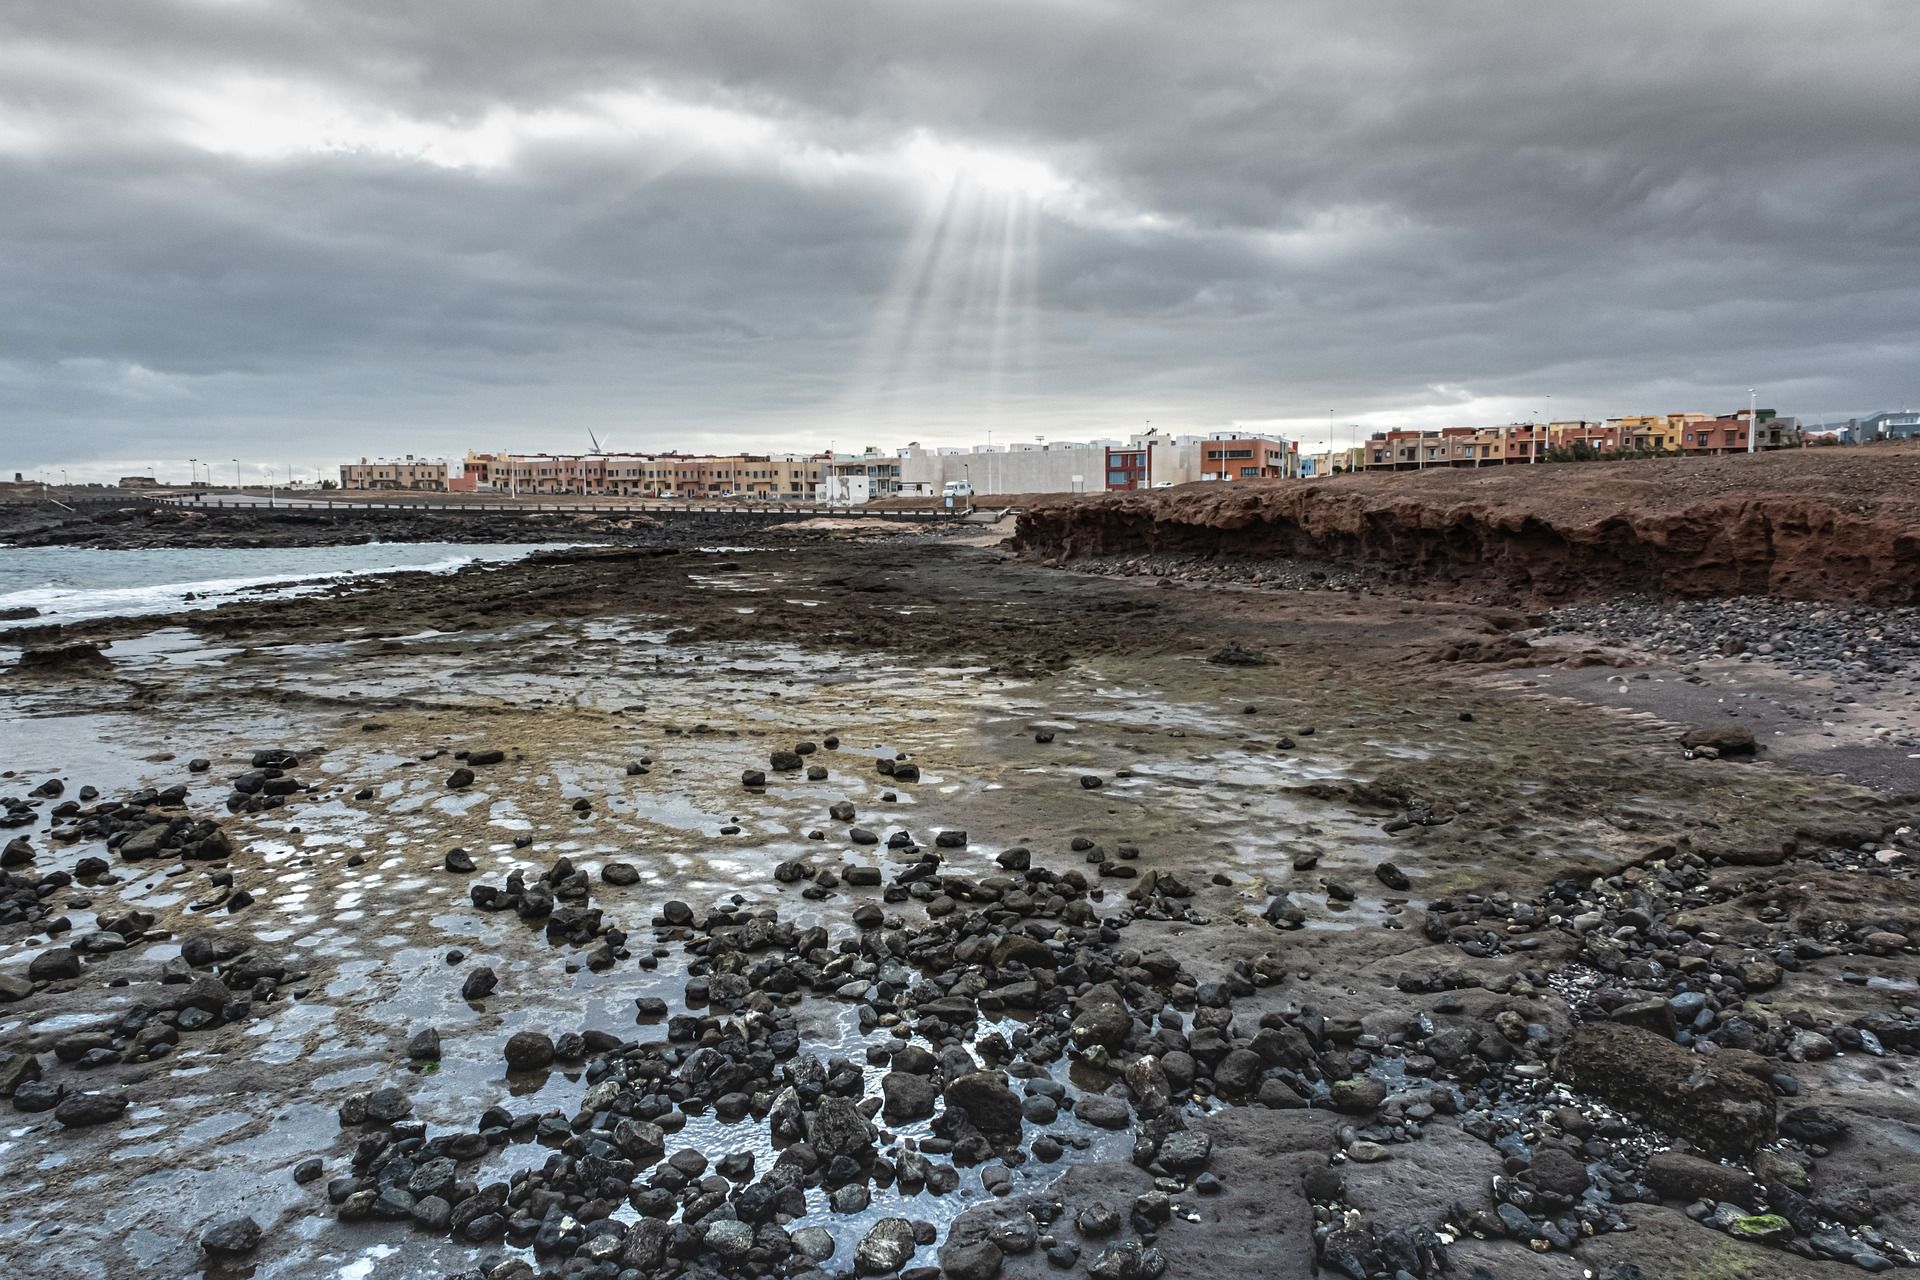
[
  {"x1": 1366, "y1": 427, "x2": 1508, "y2": 470},
  {"x1": 1105, "y1": 444, "x2": 1149, "y2": 490},
  {"x1": 1606, "y1": 413, "x2": 1705, "y2": 453},
  {"x1": 453, "y1": 453, "x2": 494, "y2": 492},
  {"x1": 816, "y1": 475, "x2": 873, "y2": 505},
  {"x1": 1362, "y1": 411, "x2": 1811, "y2": 468},
  {"x1": 1548, "y1": 421, "x2": 1622, "y2": 453},
  {"x1": 1501, "y1": 424, "x2": 1548, "y2": 464},
  {"x1": 898, "y1": 430, "x2": 1295, "y2": 496},
  {"x1": 453, "y1": 450, "x2": 825, "y2": 499},
  {"x1": 1300, "y1": 446, "x2": 1365, "y2": 478},
  {"x1": 1678, "y1": 409, "x2": 1801, "y2": 455},
  {"x1": 1197, "y1": 435, "x2": 1295, "y2": 481},
  {"x1": 899, "y1": 442, "x2": 1085, "y2": 496},
  {"x1": 399, "y1": 403, "x2": 1833, "y2": 505},
  {"x1": 340, "y1": 456, "x2": 455, "y2": 490},
  {"x1": 734, "y1": 454, "x2": 823, "y2": 500},
  {"x1": 828, "y1": 449, "x2": 905, "y2": 499}
]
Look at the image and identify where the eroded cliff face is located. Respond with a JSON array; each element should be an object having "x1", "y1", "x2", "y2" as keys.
[{"x1": 1012, "y1": 472, "x2": 1920, "y2": 605}]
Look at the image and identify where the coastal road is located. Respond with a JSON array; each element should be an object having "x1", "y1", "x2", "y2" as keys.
[{"x1": 149, "y1": 491, "x2": 982, "y2": 521}]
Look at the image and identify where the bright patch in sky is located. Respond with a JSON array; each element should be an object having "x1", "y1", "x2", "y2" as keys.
[{"x1": 902, "y1": 134, "x2": 1071, "y2": 200}]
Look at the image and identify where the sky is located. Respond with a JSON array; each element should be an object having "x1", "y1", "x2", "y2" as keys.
[{"x1": 3, "y1": 1, "x2": 1918, "y2": 483}]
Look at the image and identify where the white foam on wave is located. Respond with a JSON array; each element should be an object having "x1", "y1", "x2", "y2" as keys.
[{"x1": 0, "y1": 553, "x2": 485, "y2": 630}]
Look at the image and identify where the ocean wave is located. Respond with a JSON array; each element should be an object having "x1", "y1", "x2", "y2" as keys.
[{"x1": 0, "y1": 549, "x2": 515, "y2": 630}]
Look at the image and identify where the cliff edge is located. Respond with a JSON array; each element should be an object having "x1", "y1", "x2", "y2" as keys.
[{"x1": 1012, "y1": 444, "x2": 1920, "y2": 604}]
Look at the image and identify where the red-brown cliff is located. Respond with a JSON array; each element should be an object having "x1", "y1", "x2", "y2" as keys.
[{"x1": 1012, "y1": 444, "x2": 1920, "y2": 604}]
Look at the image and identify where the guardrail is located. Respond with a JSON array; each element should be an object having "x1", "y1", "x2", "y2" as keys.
[
  {"x1": 156, "y1": 495, "x2": 968, "y2": 521},
  {"x1": 0, "y1": 494, "x2": 153, "y2": 509}
]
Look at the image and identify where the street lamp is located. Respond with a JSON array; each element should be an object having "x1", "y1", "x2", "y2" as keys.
[
  {"x1": 1748, "y1": 388, "x2": 1758, "y2": 453},
  {"x1": 232, "y1": 459, "x2": 240, "y2": 490},
  {"x1": 189, "y1": 458, "x2": 197, "y2": 489}
]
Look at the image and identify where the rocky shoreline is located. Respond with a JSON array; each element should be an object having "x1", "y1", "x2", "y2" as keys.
[
  {"x1": 0, "y1": 500, "x2": 669, "y2": 551},
  {"x1": 3, "y1": 531, "x2": 1919, "y2": 1279}
]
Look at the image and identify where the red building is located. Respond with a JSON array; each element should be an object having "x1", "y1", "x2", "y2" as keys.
[
  {"x1": 1105, "y1": 445, "x2": 1149, "y2": 490},
  {"x1": 1681, "y1": 413, "x2": 1750, "y2": 454}
]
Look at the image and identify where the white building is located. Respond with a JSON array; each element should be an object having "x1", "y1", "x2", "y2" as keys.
[
  {"x1": 897, "y1": 430, "x2": 1297, "y2": 496},
  {"x1": 816, "y1": 474, "x2": 873, "y2": 506},
  {"x1": 897, "y1": 441, "x2": 1116, "y2": 497},
  {"x1": 824, "y1": 449, "x2": 904, "y2": 499}
]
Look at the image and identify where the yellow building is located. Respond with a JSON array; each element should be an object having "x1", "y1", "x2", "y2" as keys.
[
  {"x1": 1606, "y1": 413, "x2": 1706, "y2": 453},
  {"x1": 340, "y1": 456, "x2": 454, "y2": 490}
]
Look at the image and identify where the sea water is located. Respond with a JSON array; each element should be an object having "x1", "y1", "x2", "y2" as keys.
[{"x1": 0, "y1": 542, "x2": 564, "y2": 630}]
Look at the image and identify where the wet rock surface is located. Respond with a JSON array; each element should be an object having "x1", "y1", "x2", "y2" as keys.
[{"x1": 2, "y1": 525, "x2": 1918, "y2": 1279}]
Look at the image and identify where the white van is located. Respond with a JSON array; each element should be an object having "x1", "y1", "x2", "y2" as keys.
[{"x1": 941, "y1": 480, "x2": 974, "y2": 499}]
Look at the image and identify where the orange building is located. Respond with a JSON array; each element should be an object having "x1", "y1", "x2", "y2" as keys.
[{"x1": 1199, "y1": 437, "x2": 1294, "y2": 480}]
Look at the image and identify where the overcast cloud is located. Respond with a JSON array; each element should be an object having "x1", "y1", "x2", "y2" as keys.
[{"x1": 3, "y1": 0, "x2": 1918, "y2": 481}]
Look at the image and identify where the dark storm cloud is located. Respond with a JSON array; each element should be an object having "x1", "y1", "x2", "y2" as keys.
[{"x1": 2, "y1": 0, "x2": 1917, "y2": 478}]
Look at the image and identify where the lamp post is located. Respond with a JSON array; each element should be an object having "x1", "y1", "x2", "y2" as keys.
[
  {"x1": 189, "y1": 458, "x2": 197, "y2": 490},
  {"x1": 1748, "y1": 388, "x2": 1758, "y2": 453},
  {"x1": 232, "y1": 459, "x2": 240, "y2": 490}
]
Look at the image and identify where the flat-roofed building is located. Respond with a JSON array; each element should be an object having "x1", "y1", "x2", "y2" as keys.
[{"x1": 340, "y1": 456, "x2": 455, "y2": 490}]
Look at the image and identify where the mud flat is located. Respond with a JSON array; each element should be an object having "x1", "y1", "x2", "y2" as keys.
[{"x1": 3, "y1": 515, "x2": 1919, "y2": 1280}]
